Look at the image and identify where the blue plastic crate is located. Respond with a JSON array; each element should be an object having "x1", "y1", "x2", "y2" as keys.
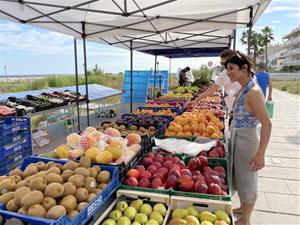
[
  {"x1": 0, "y1": 116, "x2": 30, "y2": 137},
  {"x1": 0, "y1": 130, "x2": 31, "y2": 146},
  {"x1": 137, "y1": 106, "x2": 183, "y2": 115},
  {"x1": 0, "y1": 135, "x2": 32, "y2": 158},
  {"x1": 0, "y1": 145, "x2": 32, "y2": 167},
  {"x1": 0, "y1": 156, "x2": 119, "y2": 225}
]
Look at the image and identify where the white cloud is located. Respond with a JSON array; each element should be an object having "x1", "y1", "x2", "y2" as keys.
[
  {"x1": 271, "y1": 20, "x2": 281, "y2": 23},
  {"x1": 265, "y1": 6, "x2": 298, "y2": 14},
  {"x1": 287, "y1": 12, "x2": 300, "y2": 18},
  {"x1": 253, "y1": 25, "x2": 276, "y2": 31}
]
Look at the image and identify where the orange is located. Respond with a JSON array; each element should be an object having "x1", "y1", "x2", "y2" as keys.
[
  {"x1": 174, "y1": 125, "x2": 183, "y2": 132},
  {"x1": 206, "y1": 125, "x2": 216, "y2": 135},
  {"x1": 177, "y1": 131, "x2": 185, "y2": 136},
  {"x1": 183, "y1": 125, "x2": 190, "y2": 132},
  {"x1": 202, "y1": 132, "x2": 210, "y2": 138}
]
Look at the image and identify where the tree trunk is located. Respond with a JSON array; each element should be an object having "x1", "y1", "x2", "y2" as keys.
[{"x1": 265, "y1": 35, "x2": 268, "y2": 72}]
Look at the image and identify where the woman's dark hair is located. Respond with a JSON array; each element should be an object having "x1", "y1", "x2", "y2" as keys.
[
  {"x1": 220, "y1": 49, "x2": 235, "y2": 59},
  {"x1": 225, "y1": 51, "x2": 254, "y2": 77}
]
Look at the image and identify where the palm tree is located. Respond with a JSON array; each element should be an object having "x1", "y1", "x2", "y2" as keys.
[
  {"x1": 240, "y1": 30, "x2": 264, "y2": 65},
  {"x1": 261, "y1": 26, "x2": 274, "y2": 71}
]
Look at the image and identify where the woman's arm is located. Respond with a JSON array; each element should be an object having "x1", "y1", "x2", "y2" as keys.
[
  {"x1": 246, "y1": 89, "x2": 272, "y2": 171},
  {"x1": 197, "y1": 84, "x2": 220, "y2": 100}
]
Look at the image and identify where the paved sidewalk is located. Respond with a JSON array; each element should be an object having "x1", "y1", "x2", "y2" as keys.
[{"x1": 232, "y1": 89, "x2": 300, "y2": 225}]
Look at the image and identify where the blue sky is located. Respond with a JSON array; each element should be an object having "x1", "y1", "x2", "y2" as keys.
[{"x1": 0, "y1": 0, "x2": 299, "y2": 75}]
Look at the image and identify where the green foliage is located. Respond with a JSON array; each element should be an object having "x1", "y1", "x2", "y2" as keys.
[
  {"x1": 280, "y1": 65, "x2": 300, "y2": 72},
  {"x1": 272, "y1": 80, "x2": 300, "y2": 95},
  {"x1": 192, "y1": 65, "x2": 213, "y2": 81}
]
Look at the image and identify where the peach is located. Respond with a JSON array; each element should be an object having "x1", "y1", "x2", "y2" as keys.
[
  {"x1": 164, "y1": 156, "x2": 174, "y2": 162},
  {"x1": 168, "y1": 169, "x2": 181, "y2": 178},
  {"x1": 206, "y1": 175, "x2": 221, "y2": 186},
  {"x1": 147, "y1": 165, "x2": 158, "y2": 175},
  {"x1": 155, "y1": 154, "x2": 164, "y2": 163},
  {"x1": 208, "y1": 149, "x2": 219, "y2": 158},
  {"x1": 162, "y1": 161, "x2": 173, "y2": 171},
  {"x1": 135, "y1": 165, "x2": 145, "y2": 174},
  {"x1": 214, "y1": 166, "x2": 225, "y2": 174},
  {"x1": 153, "y1": 172, "x2": 165, "y2": 181},
  {"x1": 180, "y1": 169, "x2": 192, "y2": 176},
  {"x1": 208, "y1": 183, "x2": 222, "y2": 195},
  {"x1": 127, "y1": 169, "x2": 140, "y2": 179},
  {"x1": 175, "y1": 161, "x2": 185, "y2": 169},
  {"x1": 194, "y1": 180, "x2": 208, "y2": 193},
  {"x1": 124, "y1": 177, "x2": 138, "y2": 186},
  {"x1": 179, "y1": 179, "x2": 194, "y2": 192},
  {"x1": 158, "y1": 167, "x2": 168, "y2": 177},
  {"x1": 188, "y1": 157, "x2": 201, "y2": 171},
  {"x1": 152, "y1": 161, "x2": 162, "y2": 169},
  {"x1": 142, "y1": 157, "x2": 153, "y2": 167},
  {"x1": 138, "y1": 178, "x2": 150, "y2": 188},
  {"x1": 147, "y1": 152, "x2": 155, "y2": 160},
  {"x1": 198, "y1": 155, "x2": 208, "y2": 167}
]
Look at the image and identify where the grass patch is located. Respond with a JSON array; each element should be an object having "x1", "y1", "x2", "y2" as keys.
[{"x1": 272, "y1": 80, "x2": 300, "y2": 95}]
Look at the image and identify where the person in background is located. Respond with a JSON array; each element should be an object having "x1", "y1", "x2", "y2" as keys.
[
  {"x1": 225, "y1": 51, "x2": 272, "y2": 225},
  {"x1": 197, "y1": 49, "x2": 240, "y2": 113},
  {"x1": 186, "y1": 68, "x2": 195, "y2": 84},
  {"x1": 255, "y1": 63, "x2": 272, "y2": 101},
  {"x1": 178, "y1": 67, "x2": 190, "y2": 86}
]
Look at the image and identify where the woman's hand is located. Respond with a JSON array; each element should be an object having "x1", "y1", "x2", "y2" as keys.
[{"x1": 250, "y1": 152, "x2": 265, "y2": 171}]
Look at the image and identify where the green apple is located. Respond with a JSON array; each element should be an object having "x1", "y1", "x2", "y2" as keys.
[
  {"x1": 140, "y1": 204, "x2": 152, "y2": 217},
  {"x1": 124, "y1": 206, "x2": 137, "y2": 220},
  {"x1": 134, "y1": 213, "x2": 148, "y2": 224},
  {"x1": 117, "y1": 216, "x2": 131, "y2": 225},
  {"x1": 102, "y1": 219, "x2": 117, "y2": 225},
  {"x1": 109, "y1": 209, "x2": 122, "y2": 221},
  {"x1": 116, "y1": 201, "x2": 128, "y2": 212}
]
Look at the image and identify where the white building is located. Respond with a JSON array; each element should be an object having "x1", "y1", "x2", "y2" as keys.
[{"x1": 282, "y1": 26, "x2": 300, "y2": 68}]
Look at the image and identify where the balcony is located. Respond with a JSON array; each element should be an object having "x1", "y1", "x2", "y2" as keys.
[{"x1": 283, "y1": 36, "x2": 300, "y2": 48}]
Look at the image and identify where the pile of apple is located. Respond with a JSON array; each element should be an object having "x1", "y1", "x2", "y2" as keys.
[
  {"x1": 124, "y1": 153, "x2": 228, "y2": 196},
  {"x1": 169, "y1": 206, "x2": 231, "y2": 225},
  {"x1": 198, "y1": 140, "x2": 225, "y2": 158},
  {"x1": 101, "y1": 198, "x2": 167, "y2": 225}
]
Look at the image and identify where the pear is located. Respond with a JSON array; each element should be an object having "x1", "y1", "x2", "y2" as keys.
[
  {"x1": 130, "y1": 199, "x2": 144, "y2": 212},
  {"x1": 103, "y1": 219, "x2": 117, "y2": 225},
  {"x1": 215, "y1": 210, "x2": 230, "y2": 224},
  {"x1": 116, "y1": 201, "x2": 128, "y2": 212},
  {"x1": 172, "y1": 209, "x2": 189, "y2": 219},
  {"x1": 124, "y1": 206, "x2": 137, "y2": 220},
  {"x1": 153, "y1": 203, "x2": 167, "y2": 216},
  {"x1": 199, "y1": 211, "x2": 217, "y2": 223},
  {"x1": 145, "y1": 219, "x2": 159, "y2": 225},
  {"x1": 117, "y1": 216, "x2": 131, "y2": 225},
  {"x1": 186, "y1": 206, "x2": 199, "y2": 217},
  {"x1": 134, "y1": 213, "x2": 148, "y2": 224},
  {"x1": 185, "y1": 215, "x2": 200, "y2": 225},
  {"x1": 109, "y1": 209, "x2": 122, "y2": 221},
  {"x1": 140, "y1": 204, "x2": 152, "y2": 217},
  {"x1": 169, "y1": 218, "x2": 187, "y2": 225},
  {"x1": 200, "y1": 222, "x2": 213, "y2": 225},
  {"x1": 149, "y1": 211, "x2": 164, "y2": 224}
]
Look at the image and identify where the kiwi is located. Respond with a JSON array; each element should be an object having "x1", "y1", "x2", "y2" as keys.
[
  {"x1": 61, "y1": 169, "x2": 75, "y2": 182},
  {"x1": 22, "y1": 166, "x2": 39, "y2": 178},
  {"x1": 79, "y1": 156, "x2": 91, "y2": 168},
  {"x1": 74, "y1": 188, "x2": 89, "y2": 202},
  {"x1": 15, "y1": 186, "x2": 31, "y2": 207},
  {"x1": 44, "y1": 183, "x2": 64, "y2": 198},
  {"x1": 87, "y1": 193, "x2": 96, "y2": 202},
  {"x1": 96, "y1": 171, "x2": 110, "y2": 183},
  {"x1": 0, "y1": 192, "x2": 15, "y2": 205},
  {"x1": 51, "y1": 163, "x2": 63, "y2": 170},
  {"x1": 0, "y1": 178, "x2": 16, "y2": 194},
  {"x1": 46, "y1": 205, "x2": 66, "y2": 219},
  {"x1": 21, "y1": 191, "x2": 44, "y2": 209},
  {"x1": 33, "y1": 171, "x2": 47, "y2": 179},
  {"x1": 15, "y1": 180, "x2": 28, "y2": 189},
  {"x1": 60, "y1": 195, "x2": 77, "y2": 212},
  {"x1": 89, "y1": 167, "x2": 98, "y2": 179},
  {"x1": 29, "y1": 177, "x2": 47, "y2": 192},
  {"x1": 24, "y1": 175, "x2": 34, "y2": 185},
  {"x1": 75, "y1": 167, "x2": 90, "y2": 178},
  {"x1": 76, "y1": 202, "x2": 88, "y2": 211},
  {"x1": 45, "y1": 173, "x2": 63, "y2": 184},
  {"x1": 68, "y1": 175, "x2": 86, "y2": 187},
  {"x1": 98, "y1": 183, "x2": 108, "y2": 190},
  {"x1": 95, "y1": 189, "x2": 102, "y2": 194},
  {"x1": 85, "y1": 177, "x2": 97, "y2": 193},
  {"x1": 18, "y1": 207, "x2": 27, "y2": 214},
  {"x1": 4, "y1": 218, "x2": 24, "y2": 225},
  {"x1": 68, "y1": 210, "x2": 79, "y2": 218},
  {"x1": 35, "y1": 162, "x2": 46, "y2": 171},
  {"x1": 46, "y1": 167, "x2": 61, "y2": 175},
  {"x1": 9, "y1": 175, "x2": 22, "y2": 184},
  {"x1": 0, "y1": 176, "x2": 7, "y2": 183},
  {"x1": 6, "y1": 199, "x2": 19, "y2": 212},
  {"x1": 42, "y1": 197, "x2": 56, "y2": 211},
  {"x1": 62, "y1": 182, "x2": 76, "y2": 197},
  {"x1": 9, "y1": 168, "x2": 23, "y2": 177},
  {"x1": 62, "y1": 161, "x2": 78, "y2": 171},
  {"x1": 27, "y1": 204, "x2": 46, "y2": 218},
  {"x1": 46, "y1": 161, "x2": 55, "y2": 169}
]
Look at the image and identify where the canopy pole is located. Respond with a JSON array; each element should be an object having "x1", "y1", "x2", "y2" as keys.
[
  {"x1": 233, "y1": 29, "x2": 236, "y2": 50},
  {"x1": 247, "y1": 7, "x2": 253, "y2": 55},
  {"x1": 130, "y1": 40, "x2": 133, "y2": 113},
  {"x1": 82, "y1": 22, "x2": 90, "y2": 126},
  {"x1": 168, "y1": 58, "x2": 172, "y2": 92},
  {"x1": 153, "y1": 55, "x2": 157, "y2": 98},
  {"x1": 73, "y1": 38, "x2": 81, "y2": 132}
]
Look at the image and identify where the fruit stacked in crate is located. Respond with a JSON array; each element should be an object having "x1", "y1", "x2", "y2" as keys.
[
  {"x1": 164, "y1": 111, "x2": 224, "y2": 139},
  {"x1": 0, "y1": 156, "x2": 118, "y2": 224},
  {"x1": 123, "y1": 153, "x2": 229, "y2": 200},
  {"x1": 40, "y1": 126, "x2": 142, "y2": 165},
  {"x1": 0, "y1": 117, "x2": 32, "y2": 175}
]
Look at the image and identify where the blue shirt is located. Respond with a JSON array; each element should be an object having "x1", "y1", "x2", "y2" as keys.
[{"x1": 255, "y1": 71, "x2": 269, "y2": 96}]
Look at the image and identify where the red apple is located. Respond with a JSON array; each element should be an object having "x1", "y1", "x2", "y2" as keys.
[
  {"x1": 208, "y1": 149, "x2": 219, "y2": 158},
  {"x1": 152, "y1": 161, "x2": 162, "y2": 169},
  {"x1": 140, "y1": 170, "x2": 152, "y2": 179},
  {"x1": 199, "y1": 151, "x2": 207, "y2": 157},
  {"x1": 188, "y1": 158, "x2": 201, "y2": 171},
  {"x1": 147, "y1": 165, "x2": 158, "y2": 175},
  {"x1": 155, "y1": 154, "x2": 164, "y2": 163},
  {"x1": 179, "y1": 179, "x2": 194, "y2": 192},
  {"x1": 127, "y1": 169, "x2": 140, "y2": 179},
  {"x1": 175, "y1": 161, "x2": 185, "y2": 169},
  {"x1": 181, "y1": 169, "x2": 192, "y2": 176},
  {"x1": 153, "y1": 172, "x2": 165, "y2": 181},
  {"x1": 202, "y1": 166, "x2": 212, "y2": 173},
  {"x1": 194, "y1": 180, "x2": 208, "y2": 193},
  {"x1": 208, "y1": 183, "x2": 222, "y2": 195},
  {"x1": 198, "y1": 156, "x2": 208, "y2": 168},
  {"x1": 164, "y1": 156, "x2": 174, "y2": 162},
  {"x1": 192, "y1": 170, "x2": 202, "y2": 176},
  {"x1": 138, "y1": 178, "x2": 151, "y2": 188},
  {"x1": 216, "y1": 146, "x2": 225, "y2": 158},
  {"x1": 163, "y1": 160, "x2": 173, "y2": 171},
  {"x1": 142, "y1": 157, "x2": 153, "y2": 167},
  {"x1": 151, "y1": 178, "x2": 162, "y2": 189},
  {"x1": 158, "y1": 167, "x2": 168, "y2": 177},
  {"x1": 165, "y1": 175, "x2": 178, "y2": 189},
  {"x1": 206, "y1": 175, "x2": 222, "y2": 185},
  {"x1": 221, "y1": 183, "x2": 227, "y2": 191},
  {"x1": 147, "y1": 152, "x2": 155, "y2": 160},
  {"x1": 221, "y1": 190, "x2": 228, "y2": 195},
  {"x1": 168, "y1": 168, "x2": 181, "y2": 178},
  {"x1": 173, "y1": 157, "x2": 181, "y2": 164},
  {"x1": 214, "y1": 166, "x2": 225, "y2": 173},
  {"x1": 135, "y1": 165, "x2": 145, "y2": 174},
  {"x1": 124, "y1": 177, "x2": 138, "y2": 186}
]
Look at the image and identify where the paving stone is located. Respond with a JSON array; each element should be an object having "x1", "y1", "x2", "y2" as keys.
[
  {"x1": 265, "y1": 193, "x2": 300, "y2": 215},
  {"x1": 285, "y1": 180, "x2": 300, "y2": 195},
  {"x1": 230, "y1": 192, "x2": 269, "y2": 211},
  {"x1": 260, "y1": 166, "x2": 300, "y2": 180},
  {"x1": 268, "y1": 142, "x2": 300, "y2": 150},
  {"x1": 265, "y1": 157, "x2": 300, "y2": 168},
  {"x1": 287, "y1": 151, "x2": 300, "y2": 158},
  {"x1": 258, "y1": 177, "x2": 290, "y2": 194},
  {"x1": 266, "y1": 149, "x2": 292, "y2": 158},
  {"x1": 251, "y1": 210, "x2": 300, "y2": 225}
]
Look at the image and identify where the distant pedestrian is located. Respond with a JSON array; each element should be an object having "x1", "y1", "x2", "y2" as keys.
[
  {"x1": 255, "y1": 63, "x2": 272, "y2": 101},
  {"x1": 178, "y1": 67, "x2": 190, "y2": 86}
]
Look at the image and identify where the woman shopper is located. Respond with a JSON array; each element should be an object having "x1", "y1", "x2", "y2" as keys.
[{"x1": 225, "y1": 51, "x2": 272, "y2": 225}]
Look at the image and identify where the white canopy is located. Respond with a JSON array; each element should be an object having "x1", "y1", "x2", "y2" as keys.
[{"x1": 0, "y1": 0, "x2": 271, "y2": 55}]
